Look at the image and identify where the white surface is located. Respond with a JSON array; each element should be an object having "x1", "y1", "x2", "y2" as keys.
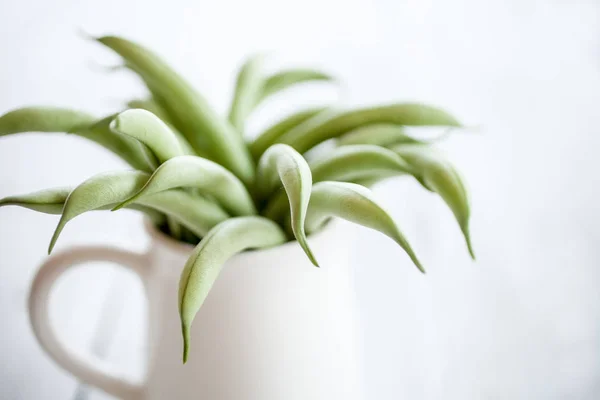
[
  {"x1": 1, "y1": 0, "x2": 600, "y2": 399},
  {"x1": 27, "y1": 223, "x2": 363, "y2": 400},
  {"x1": 29, "y1": 225, "x2": 364, "y2": 400}
]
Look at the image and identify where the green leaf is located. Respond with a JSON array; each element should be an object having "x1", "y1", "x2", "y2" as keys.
[
  {"x1": 228, "y1": 54, "x2": 265, "y2": 132},
  {"x1": 391, "y1": 144, "x2": 474, "y2": 259},
  {"x1": 126, "y1": 98, "x2": 197, "y2": 156},
  {"x1": 48, "y1": 171, "x2": 148, "y2": 253},
  {"x1": 258, "y1": 69, "x2": 334, "y2": 104},
  {"x1": 0, "y1": 187, "x2": 70, "y2": 214},
  {"x1": 263, "y1": 143, "x2": 415, "y2": 221},
  {"x1": 0, "y1": 107, "x2": 160, "y2": 172},
  {"x1": 113, "y1": 155, "x2": 256, "y2": 216},
  {"x1": 48, "y1": 170, "x2": 228, "y2": 253},
  {"x1": 308, "y1": 181, "x2": 424, "y2": 272},
  {"x1": 136, "y1": 190, "x2": 228, "y2": 238},
  {"x1": 80, "y1": 115, "x2": 159, "y2": 171},
  {"x1": 248, "y1": 107, "x2": 329, "y2": 160},
  {"x1": 310, "y1": 144, "x2": 414, "y2": 182},
  {"x1": 0, "y1": 186, "x2": 168, "y2": 226},
  {"x1": 279, "y1": 103, "x2": 461, "y2": 153},
  {"x1": 0, "y1": 107, "x2": 95, "y2": 134},
  {"x1": 256, "y1": 144, "x2": 317, "y2": 266},
  {"x1": 126, "y1": 98, "x2": 172, "y2": 124},
  {"x1": 178, "y1": 216, "x2": 287, "y2": 363},
  {"x1": 110, "y1": 109, "x2": 182, "y2": 164},
  {"x1": 264, "y1": 142, "x2": 416, "y2": 222},
  {"x1": 96, "y1": 36, "x2": 255, "y2": 184},
  {"x1": 338, "y1": 124, "x2": 429, "y2": 147},
  {"x1": 87, "y1": 115, "x2": 160, "y2": 171},
  {"x1": 348, "y1": 177, "x2": 383, "y2": 188}
]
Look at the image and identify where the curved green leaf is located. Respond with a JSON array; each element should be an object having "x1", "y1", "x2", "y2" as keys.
[
  {"x1": 48, "y1": 170, "x2": 228, "y2": 253},
  {"x1": 262, "y1": 144, "x2": 414, "y2": 221},
  {"x1": 228, "y1": 54, "x2": 265, "y2": 132},
  {"x1": 110, "y1": 109, "x2": 182, "y2": 164},
  {"x1": 279, "y1": 103, "x2": 461, "y2": 153},
  {"x1": 259, "y1": 69, "x2": 334, "y2": 104},
  {"x1": 248, "y1": 107, "x2": 328, "y2": 160},
  {"x1": 0, "y1": 107, "x2": 94, "y2": 134},
  {"x1": 256, "y1": 144, "x2": 317, "y2": 266},
  {"x1": 391, "y1": 144, "x2": 474, "y2": 259},
  {"x1": 348, "y1": 176, "x2": 383, "y2": 189},
  {"x1": 84, "y1": 115, "x2": 159, "y2": 171},
  {"x1": 308, "y1": 181, "x2": 424, "y2": 272},
  {"x1": 0, "y1": 108, "x2": 156, "y2": 171},
  {"x1": 0, "y1": 186, "x2": 167, "y2": 226},
  {"x1": 179, "y1": 216, "x2": 287, "y2": 363},
  {"x1": 126, "y1": 98, "x2": 171, "y2": 124},
  {"x1": 143, "y1": 86, "x2": 212, "y2": 160},
  {"x1": 136, "y1": 190, "x2": 229, "y2": 238},
  {"x1": 96, "y1": 36, "x2": 255, "y2": 184},
  {"x1": 338, "y1": 124, "x2": 428, "y2": 147},
  {"x1": 114, "y1": 155, "x2": 256, "y2": 216},
  {"x1": 310, "y1": 144, "x2": 414, "y2": 182},
  {"x1": 0, "y1": 187, "x2": 70, "y2": 214},
  {"x1": 48, "y1": 171, "x2": 149, "y2": 253},
  {"x1": 126, "y1": 98, "x2": 196, "y2": 156}
]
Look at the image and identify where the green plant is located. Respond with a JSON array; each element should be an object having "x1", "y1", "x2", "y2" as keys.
[{"x1": 0, "y1": 35, "x2": 474, "y2": 362}]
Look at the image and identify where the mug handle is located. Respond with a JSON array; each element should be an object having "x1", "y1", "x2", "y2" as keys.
[{"x1": 28, "y1": 245, "x2": 148, "y2": 400}]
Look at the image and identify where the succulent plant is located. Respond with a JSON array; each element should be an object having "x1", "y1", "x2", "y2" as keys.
[{"x1": 0, "y1": 35, "x2": 474, "y2": 362}]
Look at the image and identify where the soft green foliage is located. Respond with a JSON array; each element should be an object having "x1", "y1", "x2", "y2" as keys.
[
  {"x1": 179, "y1": 216, "x2": 287, "y2": 362},
  {"x1": 113, "y1": 155, "x2": 256, "y2": 216},
  {"x1": 249, "y1": 107, "x2": 328, "y2": 159},
  {"x1": 0, "y1": 107, "x2": 95, "y2": 135},
  {"x1": 47, "y1": 170, "x2": 229, "y2": 253},
  {"x1": 279, "y1": 103, "x2": 461, "y2": 153},
  {"x1": 391, "y1": 144, "x2": 475, "y2": 258},
  {"x1": 0, "y1": 187, "x2": 71, "y2": 214},
  {"x1": 309, "y1": 144, "x2": 414, "y2": 182},
  {"x1": 306, "y1": 181, "x2": 424, "y2": 273},
  {"x1": 0, "y1": 109, "x2": 158, "y2": 172},
  {"x1": 256, "y1": 144, "x2": 317, "y2": 266},
  {"x1": 261, "y1": 144, "x2": 415, "y2": 221},
  {"x1": 110, "y1": 109, "x2": 183, "y2": 163},
  {"x1": 96, "y1": 36, "x2": 255, "y2": 184},
  {"x1": 338, "y1": 124, "x2": 431, "y2": 147},
  {"x1": 228, "y1": 54, "x2": 266, "y2": 132},
  {"x1": 126, "y1": 98, "x2": 197, "y2": 156},
  {"x1": 0, "y1": 34, "x2": 476, "y2": 363},
  {"x1": 258, "y1": 69, "x2": 334, "y2": 105}
]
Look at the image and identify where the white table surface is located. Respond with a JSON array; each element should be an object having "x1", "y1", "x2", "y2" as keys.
[{"x1": 1, "y1": 1, "x2": 600, "y2": 399}]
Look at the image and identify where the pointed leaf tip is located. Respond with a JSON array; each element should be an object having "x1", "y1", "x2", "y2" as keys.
[
  {"x1": 298, "y1": 235, "x2": 319, "y2": 267},
  {"x1": 464, "y1": 227, "x2": 476, "y2": 260},
  {"x1": 181, "y1": 321, "x2": 190, "y2": 364},
  {"x1": 48, "y1": 228, "x2": 61, "y2": 254}
]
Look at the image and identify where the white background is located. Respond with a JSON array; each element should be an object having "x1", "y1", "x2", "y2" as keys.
[{"x1": 1, "y1": 0, "x2": 599, "y2": 399}]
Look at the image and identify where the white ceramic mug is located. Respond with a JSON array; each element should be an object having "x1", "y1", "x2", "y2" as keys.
[{"x1": 28, "y1": 221, "x2": 363, "y2": 400}]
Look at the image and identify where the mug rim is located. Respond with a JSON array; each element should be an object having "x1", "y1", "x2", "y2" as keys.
[{"x1": 143, "y1": 218, "x2": 337, "y2": 256}]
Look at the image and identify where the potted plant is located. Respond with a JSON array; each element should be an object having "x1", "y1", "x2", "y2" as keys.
[{"x1": 0, "y1": 34, "x2": 474, "y2": 400}]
